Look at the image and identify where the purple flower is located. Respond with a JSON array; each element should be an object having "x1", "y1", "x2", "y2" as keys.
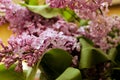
[
  {"x1": 5, "y1": 5, "x2": 33, "y2": 33},
  {"x1": 3, "y1": 55, "x2": 18, "y2": 68},
  {"x1": 52, "y1": 20, "x2": 78, "y2": 36},
  {"x1": 0, "y1": 16, "x2": 6, "y2": 26},
  {"x1": 78, "y1": 15, "x2": 120, "y2": 51},
  {"x1": 0, "y1": 27, "x2": 78, "y2": 69},
  {"x1": 46, "y1": 0, "x2": 69, "y2": 8},
  {"x1": 15, "y1": 60, "x2": 23, "y2": 72},
  {"x1": 46, "y1": 0, "x2": 112, "y2": 19},
  {"x1": 0, "y1": 0, "x2": 115, "y2": 72}
]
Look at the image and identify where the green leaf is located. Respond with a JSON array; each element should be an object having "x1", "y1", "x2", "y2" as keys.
[
  {"x1": 39, "y1": 72, "x2": 48, "y2": 80},
  {"x1": 61, "y1": 9, "x2": 74, "y2": 21},
  {"x1": 28, "y1": 0, "x2": 38, "y2": 5},
  {"x1": 80, "y1": 19, "x2": 89, "y2": 26},
  {"x1": 79, "y1": 38, "x2": 109, "y2": 69},
  {"x1": 79, "y1": 36, "x2": 94, "y2": 46},
  {"x1": 108, "y1": 48, "x2": 117, "y2": 60},
  {"x1": 111, "y1": 67, "x2": 120, "y2": 80},
  {"x1": 60, "y1": 8, "x2": 82, "y2": 26},
  {"x1": 60, "y1": 8, "x2": 76, "y2": 22},
  {"x1": 24, "y1": 0, "x2": 38, "y2": 5},
  {"x1": 26, "y1": 5, "x2": 60, "y2": 18},
  {"x1": 108, "y1": 48, "x2": 117, "y2": 63},
  {"x1": 25, "y1": 0, "x2": 45, "y2": 5},
  {"x1": 24, "y1": 0, "x2": 29, "y2": 4},
  {"x1": 39, "y1": 48, "x2": 72, "y2": 80},
  {"x1": 23, "y1": 4, "x2": 81, "y2": 25},
  {"x1": 113, "y1": 67, "x2": 120, "y2": 70},
  {"x1": 56, "y1": 67, "x2": 82, "y2": 80},
  {"x1": 115, "y1": 45, "x2": 120, "y2": 65},
  {"x1": 0, "y1": 64, "x2": 26, "y2": 80},
  {"x1": 104, "y1": 46, "x2": 118, "y2": 65}
]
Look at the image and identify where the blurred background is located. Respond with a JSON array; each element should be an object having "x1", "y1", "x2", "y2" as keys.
[
  {"x1": 109, "y1": 0, "x2": 120, "y2": 15},
  {"x1": 112, "y1": 0, "x2": 120, "y2": 5}
]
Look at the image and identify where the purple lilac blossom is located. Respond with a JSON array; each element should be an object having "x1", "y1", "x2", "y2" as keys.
[
  {"x1": 0, "y1": 28, "x2": 78, "y2": 70},
  {"x1": 4, "y1": 1, "x2": 78, "y2": 36},
  {"x1": 4, "y1": 3, "x2": 59, "y2": 34},
  {"x1": 0, "y1": 0, "x2": 9, "y2": 25},
  {"x1": 0, "y1": 16, "x2": 6, "y2": 26},
  {"x1": 78, "y1": 15, "x2": 120, "y2": 51},
  {"x1": 52, "y1": 19, "x2": 78, "y2": 36},
  {"x1": 5, "y1": 5, "x2": 33, "y2": 34},
  {"x1": 0, "y1": 0, "x2": 118, "y2": 72},
  {"x1": 0, "y1": 0, "x2": 79, "y2": 71},
  {"x1": 46, "y1": 0, "x2": 112, "y2": 19}
]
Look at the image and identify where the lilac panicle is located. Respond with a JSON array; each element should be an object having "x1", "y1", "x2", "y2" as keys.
[
  {"x1": 0, "y1": 0, "x2": 79, "y2": 70},
  {"x1": 0, "y1": 0, "x2": 118, "y2": 73},
  {"x1": 3, "y1": 55, "x2": 18, "y2": 68},
  {"x1": 0, "y1": 28, "x2": 78, "y2": 70},
  {"x1": 46, "y1": 0, "x2": 112, "y2": 19},
  {"x1": 52, "y1": 19, "x2": 78, "y2": 36},
  {"x1": 0, "y1": 16, "x2": 6, "y2": 26},
  {"x1": 78, "y1": 15, "x2": 120, "y2": 51},
  {"x1": 15, "y1": 60, "x2": 23, "y2": 72}
]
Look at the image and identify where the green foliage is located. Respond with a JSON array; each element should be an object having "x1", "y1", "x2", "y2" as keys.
[
  {"x1": 60, "y1": 8, "x2": 80, "y2": 22},
  {"x1": 60, "y1": 8, "x2": 75, "y2": 22},
  {"x1": 110, "y1": 45, "x2": 120, "y2": 79},
  {"x1": 39, "y1": 48, "x2": 72, "y2": 80},
  {"x1": 108, "y1": 48, "x2": 117, "y2": 63},
  {"x1": 115, "y1": 44, "x2": 120, "y2": 65},
  {"x1": 80, "y1": 19, "x2": 89, "y2": 26},
  {"x1": 24, "y1": 0, "x2": 29, "y2": 4},
  {"x1": 56, "y1": 67, "x2": 82, "y2": 80},
  {"x1": 39, "y1": 72, "x2": 48, "y2": 80},
  {"x1": 23, "y1": 0, "x2": 89, "y2": 26},
  {"x1": 108, "y1": 48, "x2": 117, "y2": 60},
  {"x1": 25, "y1": 0, "x2": 46, "y2": 5},
  {"x1": 0, "y1": 64, "x2": 26, "y2": 80},
  {"x1": 25, "y1": 4, "x2": 61, "y2": 18},
  {"x1": 24, "y1": 0, "x2": 38, "y2": 5},
  {"x1": 23, "y1": 4, "x2": 88, "y2": 26},
  {"x1": 111, "y1": 68, "x2": 120, "y2": 79},
  {"x1": 79, "y1": 38, "x2": 109, "y2": 69},
  {"x1": 105, "y1": 44, "x2": 120, "y2": 66},
  {"x1": 28, "y1": 0, "x2": 38, "y2": 5}
]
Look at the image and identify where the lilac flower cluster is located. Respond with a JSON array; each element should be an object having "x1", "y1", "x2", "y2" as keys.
[
  {"x1": 52, "y1": 19, "x2": 78, "y2": 36},
  {"x1": 0, "y1": 16, "x2": 6, "y2": 26},
  {"x1": 0, "y1": 28, "x2": 77, "y2": 71},
  {"x1": 0, "y1": 0, "x2": 9, "y2": 25},
  {"x1": 46, "y1": 0, "x2": 112, "y2": 19},
  {"x1": 0, "y1": 0, "x2": 119, "y2": 73},
  {"x1": 0, "y1": 0, "x2": 79, "y2": 71},
  {"x1": 78, "y1": 15, "x2": 120, "y2": 51}
]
